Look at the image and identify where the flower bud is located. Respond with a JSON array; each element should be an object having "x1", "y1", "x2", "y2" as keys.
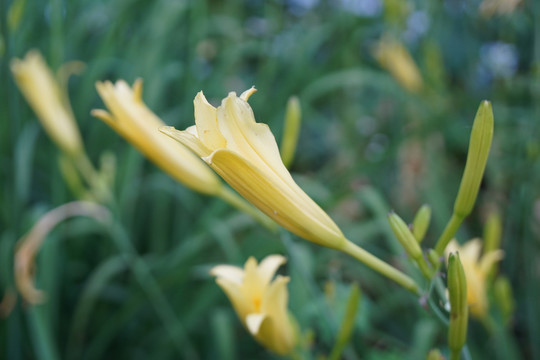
[
  {"x1": 388, "y1": 212, "x2": 432, "y2": 278},
  {"x1": 447, "y1": 253, "x2": 469, "y2": 354},
  {"x1": 280, "y1": 96, "x2": 301, "y2": 168},
  {"x1": 493, "y1": 276, "x2": 515, "y2": 326},
  {"x1": 453, "y1": 101, "x2": 494, "y2": 218},
  {"x1": 412, "y1": 204, "x2": 431, "y2": 243},
  {"x1": 388, "y1": 211, "x2": 423, "y2": 259},
  {"x1": 483, "y1": 211, "x2": 502, "y2": 255}
]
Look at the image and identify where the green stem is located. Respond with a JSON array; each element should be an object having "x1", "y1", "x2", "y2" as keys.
[
  {"x1": 416, "y1": 257, "x2": 433, "y2": 279},
  {"x1": 434, "y1": 213, "x2": 464, "y2": 255},
  {"x1": 341, "y1": 239, "x2": 420, "y2": 295},
  {"x1": 71, "y1": 152, "x2": 112, "y2": 202},
  {"x1": 217, "y1": 186, "x2": 277, "y2": 232}
]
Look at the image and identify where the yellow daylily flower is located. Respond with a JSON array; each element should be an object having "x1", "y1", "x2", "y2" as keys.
[
  {"x1": 480, "y1": 0, "x2": 521, "y2": 17},
  {"x1": 446, "y1": 239, "x2": 504, "y2": 318},
  {"x1": 11, "y1": 50, "x2": 83, "y2": 156},
  {"x1": 211, "y1": 255, "x2": 296, "y2": 355},
  {"x1": 92, "y1": 79, "x2": 222, "y2": 195},
  {"x1": 374, "y1": 36, "x2": 423, "y2": 93},
  {"x1": 160, "y1": 89, "x2": 346, "y2": 250}
]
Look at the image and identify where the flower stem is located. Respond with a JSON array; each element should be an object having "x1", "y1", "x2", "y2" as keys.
[
  {"x1": 217, "y1": 187, "x2": 278, "y2": 232},
  {"x1": 341, "y1": 239, "x2": 420, "y2": 295},
  {"x1": 434, "y1": 213, "x2": 464, "y2": 256}
]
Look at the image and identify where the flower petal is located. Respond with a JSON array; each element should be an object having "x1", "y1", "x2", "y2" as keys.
[
  {"x1": 258, "y1": 255, "x2": 286, "y2": 285},
  {"x1": 215, "y1": 278, "x2": 250, "y2": 320},
  {"x1": 207, "y1": 149, "x2": 345, "y2": 249},
  {"x1": 479, "y1": 250, "x2": 504, "y2": 275},
  {"x1": 246, "y1": 313, "x2": 267, "y2": 335},
  {"x1": 210, "y1": 265, "x2": 244, "y2": 285},
  {"x1": 160, "y1": 126, "x2": 212, "y2": 158},
  {"x1": 94, "y1": 81, "x2": 220, "y2": 194},
  {"x1": 194, "y1": 92, "x2": 227, "y2": 150}
]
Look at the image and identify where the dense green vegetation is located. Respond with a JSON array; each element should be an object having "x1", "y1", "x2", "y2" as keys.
[{"x1": 1, "y1": 0, "x2": 539, "y2": 359}]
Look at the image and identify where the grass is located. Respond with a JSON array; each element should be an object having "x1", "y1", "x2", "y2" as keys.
[{"x1": 1, "y1": 0, "x2": 539, "y2": 359}]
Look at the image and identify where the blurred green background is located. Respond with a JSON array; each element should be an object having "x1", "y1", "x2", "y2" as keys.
[{"x1": 1, "y1": 0, "x2": 539, "y2": 359}]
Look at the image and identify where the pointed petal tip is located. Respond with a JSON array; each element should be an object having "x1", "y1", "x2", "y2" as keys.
[{"x1": 246, "y1": 313, "x2": 266, "y2": 335}]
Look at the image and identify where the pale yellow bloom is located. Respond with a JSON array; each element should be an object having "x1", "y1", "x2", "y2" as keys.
[
  {"x1": 92, "y1": 80, "x2": 222, "y2": 195},
  {"x1": 446, "y1": 239, "x2": 504, "y2": 318},
  {"x1": 374, "y1": 36, "x2": 423, "y2": 93},
  {"x1": 211, "y1": 255, "x2": 296, "y2": 355},
  {"x1": 161, "y1": 89, "x2": 346, "y2": 250},
  {"x1": 480, "y1": 0, "x2": 521, "y2": 17},
  {"x1": 11, "y1": 50, "x2": 83, "y2": 156}
]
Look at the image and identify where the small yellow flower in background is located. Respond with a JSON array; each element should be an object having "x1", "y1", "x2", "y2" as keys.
[
  {"x1": 11, "y1": 50, "x2": 83, "y2": 156},
  {"x1": 446, "y1": 239, "x2": 504, "y2": 318},
  {"x1": 161, "y1": 89, "x2": 346, "y2": 250},
  {"x1": 92, "y1": 79, "x2": 222, "y2": 195},
  {"x1": 374, "y1": 36, "x2": 423, "y2": 93},
  {"x1": 479, "y1": 0, "x2": 521, "y2": 17},
  {"x1": 211, "y1": 255, "x2": 296, "y2": 355}
]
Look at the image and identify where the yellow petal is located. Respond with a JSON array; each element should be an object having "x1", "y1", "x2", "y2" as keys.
[
  {"x1": 194, "y1": 92, "x2": 227, "y2": 150},
  {"x1": 258, "y1": 255, "x2": 286, "y2": 286},
  {"x1": 160, "y1": 126, "x2": 212, "y2": 158},
  {"x1": 94, "y1": 80, "x2": 221, "y2": 195},
  {"x1": 207, "y1": 149, "x2": 345, "y2": 249},
  {"x1": 479, "y1": 250, "x2": 504, "y2": 275},
  {"x1": 210, "y1": 265, "x2": 244, "y2": 285},
  {"x1": 11, "y1": 50, "x2": 83, "y2": 156},
  {"x1": 246, "y1": 313, "x2": 267, "y2": 335},
  {"x1": 215, "y1": 277, "x2": 251, "y2": 320},
  {"x1": 460, "y1": 238, "x2": 482, "y2": 261}
]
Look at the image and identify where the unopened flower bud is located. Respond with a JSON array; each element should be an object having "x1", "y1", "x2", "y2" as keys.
[
  {"x1": 280, "y1": 96, "x2": 301, "y2": 168},
  {"x1": 412, "y1": 204, "x2": 431, "y2": 243},
  {"x1": 447, "y1": 253, "x2": 469, "y2": 355},
  {"x1": 454, "y1": 101, "x2": 494, "y2": 218}
]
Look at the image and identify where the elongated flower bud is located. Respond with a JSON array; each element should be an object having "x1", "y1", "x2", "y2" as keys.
[
  {"x1": 493, "y1": 276, "x2": 515, "y2": 326},
  {"x1": 412, "y1": 204, "x2": 431, "y2": 243},
  {"x1": 388, "y1": 212, "x2": 432, "y2": 278},
  {"x1": 447, "y1": 253, "x2": 469, "y2": 355},
  {"x1": 280, "y1": 96, "x2": 301, "y2": 168},
  {"x1": 11, "y1": 50, "x2": 83, "y2": 156},
  {"x1": 388, "y1": 211, "x2": 423, "y2": 259},
  {"x1": 483, "y1": 211, "x2": 502, "y2": 255},
  {"x1": 453, "y1": 101, "x2": 494, "y2": 218}
]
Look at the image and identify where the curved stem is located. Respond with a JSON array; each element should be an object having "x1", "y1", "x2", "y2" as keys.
[
  {"x1": 71, "y1": 152, "x2": 112, "y2": 202},
  {"x1": 340, "y1": 239, "x2": 420, "y2": 295},
  {"x1": 217, "y1": 187, "x2": 278, "y2": 232},
  {"x1": 434, "y1": 214, "x2": 464, "y2": 255}
]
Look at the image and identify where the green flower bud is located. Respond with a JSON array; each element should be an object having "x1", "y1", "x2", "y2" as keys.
[
  {"x1": 483, "y1": 211, "x2": 502, "y2": 255},
  {"x1": 388, "y1": 212, "x2": 432, "y2": 278},
  {"x1": 453, "y1": 101, "x2": 494, "y2": 218},
  {"x1": 447, "y1": 253, "x2": 469, "y2": 356},
  {"x1": 494, "y1": 276, "x2": 515, "y2": 326},
  {"x1": 280, "y1": 96, "x2": 301, "y2": 168},
  {"x1": 388, "y1": 211, "x2": 423, "y2": 259},
  {"x1": 412, "y1": 204, "x2": 431, "y2": 243}
]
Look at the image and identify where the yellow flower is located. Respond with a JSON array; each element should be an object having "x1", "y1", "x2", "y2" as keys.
[
  {"x1": 211, "y1": 255, "x2": 296, "y2": 355},
  {"x1": 446, "y1": 239, "x2": 504, "y2": 318},
  {"x1": 374, "y1": 36, "x2": 423, "y2": 93},
  {"x1": 11, "y1": 50, "x2": 83, "y2": 156},
  {"x1": 92, "y1": 79, "x2": 222, "y2": 195},
  {"x1": 160, "y1": 89, "x2": 346, "y2": 250},
  {"x1": 479, "y1": 0, "x2": 521, "y2": 17}
]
